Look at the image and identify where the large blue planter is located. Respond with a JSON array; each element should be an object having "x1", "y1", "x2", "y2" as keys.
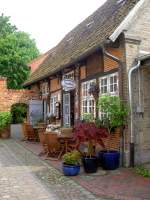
[
  {"x1": 103, "y1": 151, "x2": 120, "y2": 170},
  {"x1": 98, "y1": 150, "x2": 107, "y2": 167},
  {"x1": 82, "y1": 156, "x2": 98, "y2": 173},
  {"x1": 62, "y1": 163, "x2": 80, "y2": 176}
]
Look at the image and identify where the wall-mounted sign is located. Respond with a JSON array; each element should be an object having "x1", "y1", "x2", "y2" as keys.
[{"x1": 61, "y1": 79, "x2": 76, "y2": 91}]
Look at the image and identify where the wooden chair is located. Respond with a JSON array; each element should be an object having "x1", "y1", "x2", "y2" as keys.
[
  {"x1": 57, "y1": 127, "x2": 77, "y2": 159},
  {"x1": 38, "y1": 131, "x2": 48, "y2": 156},
  {"x1": 23, "y1": 123, "x2": 37, "y2": 141},
  {"x1": 46, "y1": 133, "x2": 61, "y2": 159},
  {"x1": 22, "y1": 123, "x2": 28, "y2": 140}
]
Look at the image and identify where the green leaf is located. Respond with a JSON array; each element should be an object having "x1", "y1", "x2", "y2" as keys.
[{"x1": 0, "y1": 14, "x2": 40, "y2": 89}]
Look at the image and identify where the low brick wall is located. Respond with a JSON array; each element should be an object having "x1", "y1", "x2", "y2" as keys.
[
  {"x1": 0, "y1": 77, "x2": 38, "y2": 112},
  {"x1": 96, "y1": 130, "x2": 121, "y2": 152}
]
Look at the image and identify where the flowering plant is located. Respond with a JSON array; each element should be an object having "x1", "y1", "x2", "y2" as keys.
[{"x1": 73, "y1": 122, "x2": 108, "y2": 157}]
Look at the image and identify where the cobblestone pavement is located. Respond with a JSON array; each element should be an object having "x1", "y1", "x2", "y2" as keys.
[
  {"x1": 19, "y1": 140, "x2": 150, "y2": 200},
  {"x1": 0, "y1": 139, "x2": 106, "y2": 200}
]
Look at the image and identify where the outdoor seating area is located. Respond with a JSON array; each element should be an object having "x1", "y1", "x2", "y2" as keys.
[{"x1": 22, "y1": 123, "x2": 76, "y2": 160}]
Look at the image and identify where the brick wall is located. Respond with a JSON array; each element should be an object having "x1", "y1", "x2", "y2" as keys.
[
  {"x1": 127, "y1": 0, "x2": 150, "y2": 53},
  {"x1": 50, "y1": 78, "x2": 61, "y2": 92},
  {"x1": 124, "y1": 0, "x2": 150, "y2": 165},
  {"x1": 0, "y1": 77, "x2": 38, "y2": 112},
  {"x1": 86, "y1": 51, "x2": 103, "y2": 76},
  {"x1": 104, "y1": 47, "x2": 123, "y2": 72},
  {"x1": 131, "y1": 65, "x2": 150, "y2": 164}
]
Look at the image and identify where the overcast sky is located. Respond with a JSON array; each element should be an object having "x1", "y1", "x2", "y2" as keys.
[{"x1": 1, "y1": 0, "x2": 106, "y2": 53}]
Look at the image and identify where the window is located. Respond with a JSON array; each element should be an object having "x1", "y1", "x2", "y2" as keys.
[
  {"x1": 109, "y1": 74, "x2": 118, "y2": 93},
  {"x1": 81, "y1": 80, "x2": 96, "y2": 116},
  {"x1": 50, "y1": 92, "x2": 60, "y2": 115},
  {"x1": 99, "y1": 73, "x2": 118, "y2": 119},
  {"x1": 41, "y1": 82, "x2": 49, "y2": 95},
  {"x1": 99, "y1": 73, "x2": 118, "y2": 95},
  {"x1": 100, "y1": 77, "x2": 108, "y2": 94},
  {"x1": 63, "y1": 71, "x2": 74, "y2": 80}
]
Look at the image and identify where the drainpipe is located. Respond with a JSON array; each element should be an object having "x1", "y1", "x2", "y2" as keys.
[
  {"x1": 103, "y1": 44, "x2": 124, "y2": 166},
  {"x1": 128, "y1": 60, "x2": 141, "y2": 167}
]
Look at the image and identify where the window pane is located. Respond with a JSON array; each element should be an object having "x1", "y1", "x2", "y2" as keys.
[
  {"x1": 110, "y1": 85, "x2": 113, "y2": 92},
  {"x1": 109, "y1": 74, "x2": 118, "y2": 93},
  {"x1": 100, "y1": 78, "x2": 108, "y2": 94},
  {"x1": 110, "y1": 76, "x2": 113, "y2": 84},
  {"x1": 114, "y1": 75, "x2": 117, "y2": 83},
  {"x1": 114, "y1": 84, "x2": 117, "y2": 91},
  {"x1": 81, "y1": 80, "x2": 95, "y2": 116}
]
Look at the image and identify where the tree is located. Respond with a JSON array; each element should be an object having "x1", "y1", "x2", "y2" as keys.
[
  {"x1": 0, "y1": 14, "x2": 39, "y2": 89},
  {"x1": 97, "y1": 95, "x2": 128, "y2": 134}
]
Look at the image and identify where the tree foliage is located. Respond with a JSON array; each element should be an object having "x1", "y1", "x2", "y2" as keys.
[
  {"x1": 11, "y1": 103, "x2": 27, "y2": 124},
  {"x1": 0, "y1": 14, "x2": 39, "y2": 89}
]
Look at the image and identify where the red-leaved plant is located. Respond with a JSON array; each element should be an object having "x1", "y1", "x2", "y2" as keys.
[{"x1": 73, "y1": 122, "x2": 108, "y2": 157}]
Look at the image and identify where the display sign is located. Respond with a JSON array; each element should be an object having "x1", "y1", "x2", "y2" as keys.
[{"x1": 61, "y1": 79, "x2": 76, "y2": 91}]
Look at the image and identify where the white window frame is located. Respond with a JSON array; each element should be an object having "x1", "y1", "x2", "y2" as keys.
[
  {"x1": 99, "y1": 72, "x2": 119, "y2": 96},
  {"x1": 50, "y1": 92, "x2": 60, "y2": 115},
  {"x1": 99, "y1": 72, "x2": 119, "y2": 119},
  {"x1": 81, "y1": 79, "x2": 96, "y2": 117}
]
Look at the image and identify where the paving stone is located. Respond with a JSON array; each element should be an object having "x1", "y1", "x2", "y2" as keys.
[{"x1": 0, "y1": 139, "x2": 104, "y2": 200}]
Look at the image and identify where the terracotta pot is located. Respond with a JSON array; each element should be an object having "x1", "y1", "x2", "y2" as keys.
[{"x1": 0, "y1": 128, "x2": 10, "y2": 139}]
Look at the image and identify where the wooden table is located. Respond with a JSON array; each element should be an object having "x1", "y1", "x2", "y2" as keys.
[{"x1": 57, "y1": 135, "x2": 74, "y2": 159}]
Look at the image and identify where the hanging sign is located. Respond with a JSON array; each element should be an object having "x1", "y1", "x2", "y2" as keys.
[{"x1": 61, "y1": 79, "x2": 76, "y2": 91}]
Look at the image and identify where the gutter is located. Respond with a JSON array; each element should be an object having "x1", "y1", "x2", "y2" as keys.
[{"x1": 128, "y1": 60, "x2": 141, "y2": 167}]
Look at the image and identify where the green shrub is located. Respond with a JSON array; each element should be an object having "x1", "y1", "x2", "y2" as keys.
[
  {"x1": 63, "y1": 150, "x2": 81, "y2": 165},
  {"x1": 0, "y1": 112, "x2": 12, "y2": 131},
  {"x1": 82, "y1": 113, "x2": 94, "y2": 123},
  {"x1": 135, "y1": 166, "x2": 150, "y2": 177},
  {"x1": 98, "y1": 95, "x2": 129, "y2": 134},
  {"x1": 11, "y1": 103, "x2": 27, "y2": 124}
]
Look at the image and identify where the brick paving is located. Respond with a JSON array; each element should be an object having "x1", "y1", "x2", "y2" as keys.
[
  {"x1": 0, "y1": 139, "x2": 105, "y2": 200},
  {"x1": 18, "y1": 140, "x2": 150, "y2": 200}
]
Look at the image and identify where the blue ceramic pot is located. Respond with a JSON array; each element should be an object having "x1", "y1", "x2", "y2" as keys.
[
  {"x1": 103, "y1": 151, "x2": 120, "y2": 170},
  {"x1": 62, "y1": 163, "x2": 80, "y2": 176},
  {"x1": 98, "y1": 150, "x2": 107, "y2": 167},
  {"x1": 82, "y1": 156, "x2": 98, "y2": 173}
]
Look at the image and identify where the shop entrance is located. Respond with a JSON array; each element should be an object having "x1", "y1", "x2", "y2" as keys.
[{"x1": 63, "y1": 91, "x2": 74, "y2": 127}]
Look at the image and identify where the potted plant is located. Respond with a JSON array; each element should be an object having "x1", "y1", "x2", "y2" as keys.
[
  {"x1": 97, "y1": 95, "x2": 128, "y2": 170},
  {"x1": 10, "y1": 103, "x2": 27, "y2": 139},
  {"x1": 62, "y1": 150, "x2": 81, "y2": 176},
  {"x1": 0, "y1": 112, "x2": 12, "y2": 139},
  {"x1": 73, "y1": 119, "x2": 108, "y2": 173}
]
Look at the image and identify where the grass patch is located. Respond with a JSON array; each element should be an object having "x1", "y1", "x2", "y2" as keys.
[{"x1": 135, "y1": 166, "x2": 150, "y2": 177}]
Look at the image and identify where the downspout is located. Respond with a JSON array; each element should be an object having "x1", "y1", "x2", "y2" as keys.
[
  {"x1": 128, "y1": 60, "x2": 141, "y2": 167},
  {"x1": 103, "y1": 44, "x2": 124, "y2": 166}
]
